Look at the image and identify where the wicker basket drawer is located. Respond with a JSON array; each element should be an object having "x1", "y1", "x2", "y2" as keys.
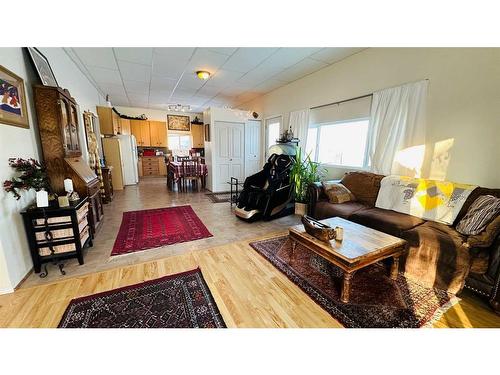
[{"x1": 38, "y1": 225, "x2": 90, "y2": 256}]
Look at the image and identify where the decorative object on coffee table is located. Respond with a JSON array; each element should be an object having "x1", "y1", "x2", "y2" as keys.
[
  {"x1": 289, "y1": 217, "x2": 407, "y2": 303},
  {"x1": 111, "y1": 205, "x2": 212, "y2": 256},
  {"x1": 0, "y1": 65, "x2": 29, "y2": 128},
  {"x1": 250, "y1": 235, "x2": 458, "y2": 328},
  {"x1": 301, "y1": 215, "x2": 336, "y2": 242},
  {"x1": 58, "y1": 268, "x2": 226, "y2": 328}
]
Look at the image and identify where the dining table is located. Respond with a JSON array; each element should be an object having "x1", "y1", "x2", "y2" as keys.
[{"x1": 167, "y1": 160, "x2": 208, "y2": 190}]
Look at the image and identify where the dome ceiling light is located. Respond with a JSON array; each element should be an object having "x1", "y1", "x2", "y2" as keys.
[{"x1": 196, "y1": 70, "x2": 211, "y2": 80}]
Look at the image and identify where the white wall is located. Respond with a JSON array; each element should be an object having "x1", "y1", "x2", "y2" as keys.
[
  {"x1": 240, "y1": 48, "x2": 500, "y2": 188},
  {"x1": 0, "y1": 47, "x2": 105, "y2": 293}
]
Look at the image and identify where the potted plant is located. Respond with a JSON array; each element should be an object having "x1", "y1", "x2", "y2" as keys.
[
  {"x1": 3, "y1": 158, "x2": 51, "y2": 201},
  {"x1": 289, "y1": 147, "x2": 324, "y2": 216}
]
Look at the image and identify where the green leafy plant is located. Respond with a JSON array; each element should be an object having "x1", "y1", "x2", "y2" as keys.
[
  {"x1": 290, "y1": 147, "x2": 325, "y2": 203},
  {"x1": 3, "y1": 158, "x2": 50, "y2": 200}
]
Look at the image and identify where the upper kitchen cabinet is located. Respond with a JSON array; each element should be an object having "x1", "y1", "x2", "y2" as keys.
[
  {"x1": 149, "y1": 121, "x2": 167, "y2": 147},
  {"x1": 96, "y1": 106, "x2": 121, "y2": 135},
  {"x1": 191, "y1": 124, "x2": 204, "y2": 148},
  {"x1": 130, "y1": 120, "x2": 151, "y2": 146}
]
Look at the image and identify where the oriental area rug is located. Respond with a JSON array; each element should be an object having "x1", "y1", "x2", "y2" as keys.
[
  {"x1": 111, "y1": 205, "x2": 212, "y2": 256},
  {"x1": 250, "y1": 236, "x2": 459, "y2": 328},
  {"x1": 58, "y1": 268, "x2": 226, "y2": 328},
  {"x1": 205, "y1": 191, "x2": 232, "y2": 203}
]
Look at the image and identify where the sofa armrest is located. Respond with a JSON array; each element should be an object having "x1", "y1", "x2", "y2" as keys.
[
  {"x1": 487, "y1": 236, "x2": 500, "y2": 314},
  {"x1": 307, "y1": 180, "x2": 341, "y2": 217}
]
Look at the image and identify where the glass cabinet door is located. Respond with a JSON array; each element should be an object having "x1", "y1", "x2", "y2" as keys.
[
  {"x1": 58, "y1": 98, "x2": 72, "y2": 153},
  {"x1": 69, "y1": 103, "x2": 80, "y2": 152}
]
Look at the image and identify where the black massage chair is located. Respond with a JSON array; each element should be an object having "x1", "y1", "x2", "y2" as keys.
[{"x1": 235, "y1": 153, "x2": 295, "y2": 221}]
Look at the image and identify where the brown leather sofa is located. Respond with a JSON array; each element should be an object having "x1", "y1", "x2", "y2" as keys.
[{"x1": 308, "y1": 171, "x2": 500, "y2": 314}]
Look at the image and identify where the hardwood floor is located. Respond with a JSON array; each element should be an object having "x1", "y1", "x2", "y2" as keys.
[{"x1": 1, "y1": 232, "x2": 499, "y2": 328}]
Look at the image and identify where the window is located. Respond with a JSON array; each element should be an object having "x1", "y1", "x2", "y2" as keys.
[
  {"x1": 306, "y1": 118, "x2": 370, "y2": 168},
  {"x1": 265, "y1": 116, "x2": 282, "y2": 152},
  {"x1": 168, "y1": 134, "x2": 192, "y2": 150}
]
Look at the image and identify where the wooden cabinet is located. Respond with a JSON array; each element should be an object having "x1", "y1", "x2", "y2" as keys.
[
  {"x1": 33, "y1": 86, "x2": 104, "y2": 236},
  {"x1": 120, "y1": 118, "x2": 131, "y2": 135},
  {"x1": 191, "y1": 124, "x2": 204, "y2": 148},
  {"x1": 96, "y1": 106, "x2": 122, "y2": 135},
  {"x1": 140, "y1": 156, "x2": 166, "y2": 177},
  {"x1": 101, "y1": 166, "x2": 114, "y2": 203},
  {"x1": 131, "y1": 120, "x2": 151, "y2": 146},
  {"x1": 149, "y1": 121, "x2": 167, "y2": 147}
]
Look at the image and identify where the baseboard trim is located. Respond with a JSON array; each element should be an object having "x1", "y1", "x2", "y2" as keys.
[{"x1": 0, "y1": 286, "x2": 15, "y2": 295}]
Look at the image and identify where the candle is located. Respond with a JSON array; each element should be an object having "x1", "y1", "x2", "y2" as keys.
[
  {"x1": 64, "y1": 178, "x2": 73, "y2": 193},
  {"x1": 36, "y1": 190, "x2": 49, "y2": 208}
]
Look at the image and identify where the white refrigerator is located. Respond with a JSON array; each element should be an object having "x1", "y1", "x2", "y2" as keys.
[{"x1": 117, "y1": 134, "x2": 139, "y2": 185}]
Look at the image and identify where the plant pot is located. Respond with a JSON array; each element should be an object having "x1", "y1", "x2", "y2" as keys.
[{"x1": 295, "y1": 202, "x2": 308, "y2": 216}]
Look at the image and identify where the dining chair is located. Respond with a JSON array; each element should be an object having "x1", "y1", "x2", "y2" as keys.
[{"x1": 181, "y1": 159, "x2": 201, "y2": 192}]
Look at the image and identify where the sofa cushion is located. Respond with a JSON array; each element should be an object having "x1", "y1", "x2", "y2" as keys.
[
  {"x1": 314, "y1": 201, "x2": 368, "y2": 220},
  {"x1": 340, "y1": 171, "x2": 385, "y2": 207},
  {"x1": 456, "y1": 195, "x2": 500, "y2": 235},
  {"x1": 322, "y1": 181, "x2": 355, "y2": 204},
  {"x1": 454, "y1": 187, "x2": 500, "y2": 225},
  {"x1": 350, "y1": 208, "x2": 425, "y2": 237},
  {"x1": 466, "y1": 215, "x2": 500, "y2": 248},
  {"x1": 402, "y1": 221, "x2": 469, "y2": 292}
]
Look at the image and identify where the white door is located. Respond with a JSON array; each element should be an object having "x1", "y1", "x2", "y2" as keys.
[
  {"x1": 214, "y1": 121, "x2": 245, "y2": 192},
  {"x1": 245, "y1": 120, "x2": 261, "y2": 177}
]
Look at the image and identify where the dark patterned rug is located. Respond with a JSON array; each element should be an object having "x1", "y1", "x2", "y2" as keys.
[
  {"x1": 111, "y1": 205, "x2": 212, "y2": 256},
  {"x1": 250, "y1": 236, "x2": 459, "y2": 328},
  {"x1": 206, "y1": 192, "x2": 232, "y2": 203},
  {"x1": 58, "y1": 268, "x2": 226, "y2": 328}
]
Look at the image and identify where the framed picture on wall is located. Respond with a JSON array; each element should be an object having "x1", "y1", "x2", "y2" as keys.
[
  {"x1": 26, "y1": 47, "x2": 59, "y2": 87},
  {"x1": 0, "y1": 65, "x2": 29, "y2": 129},
  {"x1": 167, "y1": 115, "x2": 190, "y2": 132},
  {"x1": 205, "y1": 123, "x2": 210, "y2": 142}
]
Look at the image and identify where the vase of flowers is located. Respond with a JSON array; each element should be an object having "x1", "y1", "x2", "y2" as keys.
[
  {"x1": 3, "y1": 158, "x2": 51, "y2": 201},
  {"x1": 289, "y1": 147, "x2": 325, "y2": 216}
]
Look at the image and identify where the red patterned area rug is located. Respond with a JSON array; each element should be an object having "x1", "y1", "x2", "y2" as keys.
[
  {"x1": 58, "y1": 268, "x2": 226, "y2": 328},
  {"x1": 111, "y1": 205, "x2": 212, "y2": 256},
  {"x1": 250, "y1": 236, "x2": 459, "y2": 328}
]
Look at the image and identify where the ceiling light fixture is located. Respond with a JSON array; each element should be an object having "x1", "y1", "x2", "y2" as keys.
[
  {"x1": 196, "y1": 70, "x2": 211, "y2": 80},
  {"x1": 167, "y1": 104, "x2": 191, "y2": 112}
]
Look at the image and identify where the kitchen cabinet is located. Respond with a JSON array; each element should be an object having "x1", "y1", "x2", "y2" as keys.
[
  {"x1": 131, "y1": 120, "x2": 151, "y2": 146},
  {"x1": 149, "y1": 121, "x2": 167, "y2": 147},
  {"x1": 97, "y1": 106, "x2": 121, "y2": 135},
  {"x1": 120, "y1": 118, "x2": 131, "y2": 135},
  {"x1": 140, "y1": 156, "x2": 166, "y2": 177},
  {"x1": 191, "y1": 124, "x2": 204, "y2": 148}
]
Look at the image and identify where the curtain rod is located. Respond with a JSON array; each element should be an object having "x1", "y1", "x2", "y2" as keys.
[
  {"x1": 310, "y1": 93, "x2": 373, "y2": 110},
  {"x1": 310, "y1": 79, "x2": 430, "y2": 111}
]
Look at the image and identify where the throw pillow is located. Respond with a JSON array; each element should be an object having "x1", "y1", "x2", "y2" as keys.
[
  {"x1": 466, "y1": 215, "x2": 500, "y2": 248},
  {"x1": 456, "y1": 195, "x2": 500, "y2": 235},
  {"x1": 322, "y1": 182, "x2": 355, "y2": 204}
]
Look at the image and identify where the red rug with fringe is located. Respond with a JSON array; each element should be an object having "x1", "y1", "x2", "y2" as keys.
[
  {"x1": 111, "y1": 205, "x2": 212, "y2": 256},
  {"x1": 58, "y1": 268, "x2": 226, "y2": 328},
  {"x1": 250, "y1": 235, "x2": 459, "y2": 328}
]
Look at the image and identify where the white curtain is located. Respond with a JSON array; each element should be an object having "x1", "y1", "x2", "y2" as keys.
[
  {"x1": 288, "y1": 109, "x2": 310, "y2": 151},
  {"x1": 367, "y1": 80, "x2": 428, "y2": 176}
]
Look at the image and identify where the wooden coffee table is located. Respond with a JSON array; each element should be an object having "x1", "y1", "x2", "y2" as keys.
[{"x1": 289, "y1": 217, "x2": 407, "y2": 303}]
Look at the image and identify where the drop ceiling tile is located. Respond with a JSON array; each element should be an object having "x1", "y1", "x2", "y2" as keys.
[
  {"x1": 154, "y1": 47, "x2": 195, "y2": 58},
  {"x1": 124, "y1": 80, "x2": 150, "y2": 94},
  {"x1": 170, "y1": 88, "x2": 197, "y2": 99},
  {"x1": 118, "y1": 61, "x2": 151, "y2": 82},
  {"x1": 87, "y1": 66, "x2": 123, "y2": 85},
  {"x1": 114, "y1": 47, "x2": 153, "y2": 65},
  {"x1": 152, "y1": 50, "x2": 193, "y2": 79},
  {"x1": 73, "y1": 48, "x2": 117, "y2": 70},
  {"x1": 109, "y1": 94, "x2": 130, "y2": 106},
  {"x1": 149, "y1": 90, "x2": 173, "y2": 102},
  {"x1": 207, "y1": 69, "x2": 244, "y2": 88},
  {"x1": 310, "y1": 47, "x2": 365, "y2": 64},
  {"x1": 189, "y1": 96, "x2": 211, "y2": 106},
  {"x1": 272, "y1": 58, "x2": 328, "y2": 82},
  {"x1": 261, "y1": 47, "x2": 322, "y2": 69},
  {"x1": 252, "y1": 79, "x2": 288, "y2": 93},
  {"x1": 196, "y1": 85, "x2": 223, "y2": 97},
  {"x1": 96, "y1": 82, "x2": 126, "y2": 96},
  {"x1": 177, "y1": 73, "x2": 205, "y2": 90},
  {"x1": 207, "y1": 47, "x2": 238, "y2": 56},
  {"x1": 222, "y1": 48, "x2": 279, "y2": 73},
  {"x1": 150, "y1": 75, "x2": 178, "y2": 92},
  {"x1": 238, "y1": 64, "x2": 283, "y2": 83},
  {"x1": 186, "y1": 48, "x2": 231, "y2": 73}
]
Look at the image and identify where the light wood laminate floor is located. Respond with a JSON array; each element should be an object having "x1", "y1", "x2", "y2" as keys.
[
  {"x1": 20, "y1": 177, "x2": 300, "y2": 288},
  {"x1": 1, "y1": 233, "x2": 499, "y2": 327}
]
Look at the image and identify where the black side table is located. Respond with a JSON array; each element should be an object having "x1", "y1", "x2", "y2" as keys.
[{"x1": 21, "y1": 198, "x2": 93, "y2": 277}]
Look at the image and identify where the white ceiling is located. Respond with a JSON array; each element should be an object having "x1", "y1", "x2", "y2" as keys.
[{"x1": 66, "y1": 47, "x2": 365, "y2": 112}]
